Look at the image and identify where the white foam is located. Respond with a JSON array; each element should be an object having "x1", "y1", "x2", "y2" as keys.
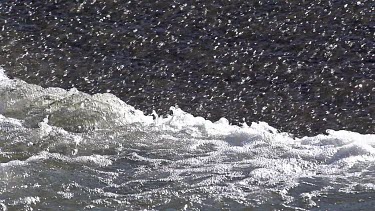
[
  {"x1": 0, "y1": 203, "x2": 7, "y2": 211},
  {"x1": 57, "y1": 191, "x2": 74, "y2": 199},
  {"x1": 0, "y1": 67, "x2": 9, "y2": 81},
  {"x1": 1, "y1": 67, "x2": 375, "y2": 210},
  {"x1": 0, "y1": 69, "x2": 153, "y2": 132},
  {"x1": 14, "y1": 196, "x2": 40, "y2": 205},
  {"x1": 24, "y1": 151, "x2": 113, "y2": 167},
  {"x1": 74, "y1": 154, "x2": 113, "y2": 167}
]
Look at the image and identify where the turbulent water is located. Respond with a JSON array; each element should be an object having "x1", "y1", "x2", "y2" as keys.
[
  {"x1": 1, "y1": 69, "x2": 375, "y2": 210},
  {"x1": 0, "y1": 0, "x2": 374, "y2": 210}
]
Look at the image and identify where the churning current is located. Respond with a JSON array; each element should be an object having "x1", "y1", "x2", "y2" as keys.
[
  {"x1": 0, "y1": 0, "x2": 374, "y2": 210},
  {"x1": 1, "y1": 69, "x2": 375, "y2": 210}
]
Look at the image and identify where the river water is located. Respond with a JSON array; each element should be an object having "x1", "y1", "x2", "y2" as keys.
[{"x1": 0, "y1": 0, "x2": 374, "y2": 210}]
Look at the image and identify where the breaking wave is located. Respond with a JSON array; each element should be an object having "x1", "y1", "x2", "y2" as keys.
[{"x1": 1, "y1": 68, "x2": 374, "y2": 210}]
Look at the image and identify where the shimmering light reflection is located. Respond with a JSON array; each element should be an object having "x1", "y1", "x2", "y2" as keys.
[{"x1": 0, "y1": 0, "x2": 373, "y2": 136}]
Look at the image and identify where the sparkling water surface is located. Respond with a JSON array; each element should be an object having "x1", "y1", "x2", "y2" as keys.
[
  {"x1": 0, "y1": 0, "x2": 373, "y2": 136},
  {"x1": 0, "y1": 0, "x2": 374, "y2": 210}
]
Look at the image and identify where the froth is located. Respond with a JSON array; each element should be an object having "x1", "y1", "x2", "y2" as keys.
[
  {"x1": 1, "y1": 67, "x2": 375, "y2": 210},
  {"x1": 0, "y1": 71, "x2": 153, "y2": 132},
  {"x1": 0, "y1": 67, "x2": 8, "y2": 81}
]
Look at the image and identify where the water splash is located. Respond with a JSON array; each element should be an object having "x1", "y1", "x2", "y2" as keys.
[{"x1": 0, "y1": 69, "x2": 374, "y2": 210}]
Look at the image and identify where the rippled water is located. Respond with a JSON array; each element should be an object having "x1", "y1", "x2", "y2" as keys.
[
  {"x1": 0, "y1": 0, "x2": 374, "y2": 210},
  {"x1": 0, "y1": 0, "x2": 373, "y2": 136}
]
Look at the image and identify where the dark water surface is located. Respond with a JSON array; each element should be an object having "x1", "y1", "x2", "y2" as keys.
[
  {"x1": 1, "y1": 1, "x2": 375, "y2": 210},
  {"x1": 0, "y1": 0, "x2": 374, "y2": 136}
]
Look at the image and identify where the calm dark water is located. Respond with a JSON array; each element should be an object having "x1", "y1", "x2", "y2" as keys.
[{"x1": 0, "y1": 0, "x2": 374, "y2": 137}]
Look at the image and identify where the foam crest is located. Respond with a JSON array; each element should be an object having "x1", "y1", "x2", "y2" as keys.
[
  {"x1": 0, "y1": 68, "x2": 9, "y2": 81},
  {"x1": 0, "y1": 71, "x2": 153, "y2": 132},
  {"x1": 153, "y1": 106, "x2": 234, "y2": 136},
  {"x1": 1, "y1": 67, "x2": 375, "y2": 210}
]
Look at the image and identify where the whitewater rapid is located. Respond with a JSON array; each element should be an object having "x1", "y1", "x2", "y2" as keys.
[{"x1": 1, "y1": 68, "x2": 374, "y2": 210}]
